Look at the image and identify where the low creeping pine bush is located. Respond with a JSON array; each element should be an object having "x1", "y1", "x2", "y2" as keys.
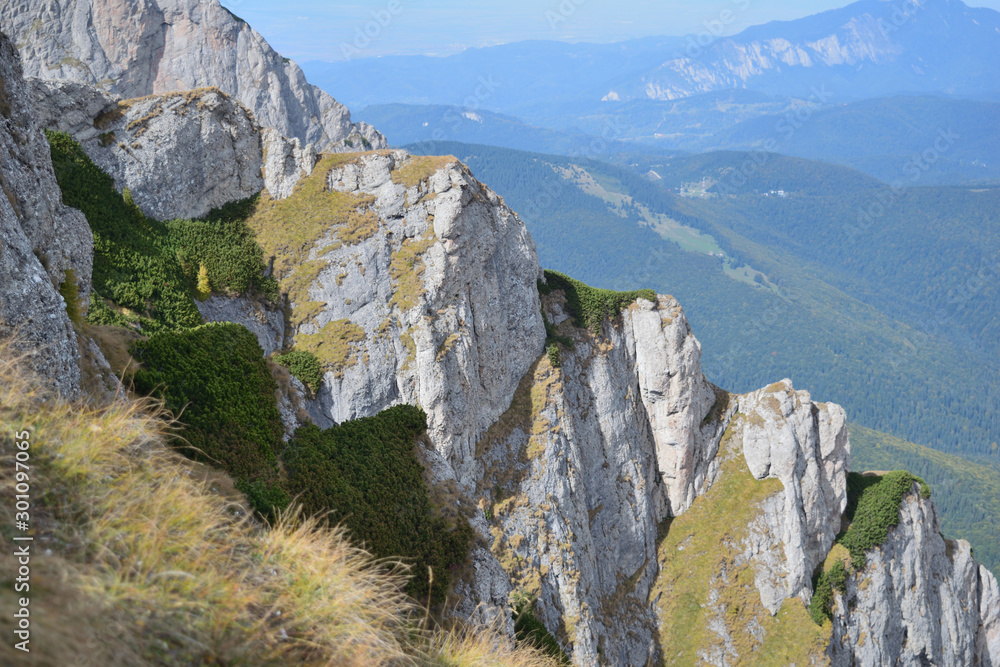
[
  {"x1": 46, "y1": 131, "x2": 276, "y2": 333},
  {"x1": 282, "y1": 406, "x2": 473, "y2": 604},
  {"x1": 538, "y1": 270, "x2": 656, "y2": 332},
  {"x1": 272, "y1": 350, "x2": 323, "y2": 394},
  {"x1": 130, "y1": 323, "x2": 288, "y2": 517}
]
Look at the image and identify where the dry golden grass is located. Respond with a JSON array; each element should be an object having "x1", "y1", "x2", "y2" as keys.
[
  {"x1": 0, "y1": 339, "x2": 561, "y2": 666},
  {"x1": 391, "y1": 155, "x2": 458, "y2": 189},
  {"x1": 247, "y1": 154, "x2": 380, "y2": 329}
]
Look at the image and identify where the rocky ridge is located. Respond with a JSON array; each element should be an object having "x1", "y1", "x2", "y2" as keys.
[
  {"x1": 830, "y1": 487, "x2": 1000, "y2": 666},
  {"x1": 0, "y1": 31, "x2": 90, "y2": 397},
  {"x1": 32, "y1": 81, "x2": 264, "y2": 221},
  {"x1": 1, "y1": 0, "x2": 385, "y2": 152}
]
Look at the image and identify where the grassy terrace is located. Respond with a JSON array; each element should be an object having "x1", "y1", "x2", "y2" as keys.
[
  {"x1": 652, "y1": 415, "x2": 830, "y2": 665},
  {"x1": 245, "y1": 153, "x2": 380, "y2": 328}
]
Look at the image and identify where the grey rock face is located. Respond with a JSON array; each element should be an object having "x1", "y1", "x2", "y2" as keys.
[
  {"x1": 297, "y1": 151, "x2": 546, "y2": 478},
  {"x1": 829, "y1": 487, "x2": 1000, "y2": 667},
  {"x1": 2, "y1": 0, "x2": 386, "y2": 152},
  {"x1": 980, "y1": 565, "x2": 1000, "y2": 664},
  {"x1": 195, "y1": 295, "x2": 284, "y2": 357},
  {"x1": 32, "y1": 81, "x2": 263, "y2": 221},
  {"x1": 472, "y1": 293, "x2": 715, "y2": 666},
  {"x1": 261, "y1": 128, "x2": 319, "y2": 201},
  {"x1": 737, "y1": 380, "x2": 850, "y2": 613},
  {"x1": 0, "y1": 31, "x2": 90, "y2": 397},
  {"x1": 630, "y1": 296, "x2": 722, "y2": 516}
]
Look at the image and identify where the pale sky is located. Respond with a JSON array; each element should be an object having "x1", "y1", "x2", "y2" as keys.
[{"x1": 220, "y1": 0, "x2": 1000, "y2": 62}]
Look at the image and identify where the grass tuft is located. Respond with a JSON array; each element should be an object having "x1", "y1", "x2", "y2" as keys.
[{"x1": 0, "y1": 338, "x2": 563, "y2": 666}]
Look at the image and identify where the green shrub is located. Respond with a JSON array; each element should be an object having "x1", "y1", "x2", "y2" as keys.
[
  {"x1": 273, "y1": 350, "x2": 323, "y2": 393},
  {"x1": 838, "y1": 471, "x2": 930, "y2": 569},
  {"x1": 546, "y1": 344, "x2": 561, "y2": 368},
  {"x1": 808, "y1": 559, "x2": 848, "y2": 625},
  {"x1": 512, "y1": 593, "x2": 570, "y2": 664},
  {"x1": 808, "y1": 568, "x2": 834, "y2": 625},
  {"x1": 235, "y1": 478, "x2": 290, "y2": 522},
  {"x1": 827, "y1": 559, "x2": 847, "y2": 593},
  {"x1": 59, "y1": 269, "x2": 82, "y2": 326},
  {"x1": 538, "y1": 270, "x2": 656, "y2": 332},
  {"x1": 45, "y1": 131, "x2": 276, "y2": 333},
  {"x1": 130, "y1": 323, "x2": 284, "y2": 489},
  {"x1": 282, "y1": 406, "x2": 472, "y2": 603}
]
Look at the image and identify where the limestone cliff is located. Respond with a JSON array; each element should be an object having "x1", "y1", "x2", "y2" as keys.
[
  {"x1": 31, "y1": 81, "x2": 264, "y2": 221},
  {"x1": 252, "y1": 150, "x2": 546, "y2": 476},
  {"x1": 1, "y1": 0, "x2": 385, "y2": 152},
  {"x1": 232, "y1": 146, "x2": 1000, "y2": 666},
  {"x1": 0, "y1": 31, "x2": 90, "y2": 397},
  {"x1": 829, "y1": 486, "x2": 1000, "y2": 667}
]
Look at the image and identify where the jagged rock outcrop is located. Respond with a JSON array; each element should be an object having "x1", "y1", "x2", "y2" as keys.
[
  {"x1": 279, "y1": 151, "x2": 546, "y2": 478},
  {"x1": 0, "y1": 31, "x2": 90, "y2": 397},
  {"x1": 829, "y1": 486, "x2": 1000, "y2": 667},
  {"x1": 31, "y1": 81, "x2": 263, "y2": 221},
  {"x1": 261, "y1": 128, "x2": 319, "y2": 201},
  {"x1": 465, "y1": 291, "x2": 725, "y2": 665},
  {"x1": 1, "y1": 0, "x2": 386, "y2": 152},
  {"x1": 738, "y1": 381, "x2": 850, "y2": 613}
]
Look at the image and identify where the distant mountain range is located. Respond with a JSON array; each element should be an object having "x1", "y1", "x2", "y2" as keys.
[
  {"x1": 333, "y1": 0, "x2": 1000, "y2": 185},
  {"x1": 306, "y1": 0, "x2": 1000, "y2": 113}
]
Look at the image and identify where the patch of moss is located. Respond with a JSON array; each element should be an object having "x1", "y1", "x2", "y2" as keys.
[
  {"x1": 400, "y1": 329, "x2": 417, "y2": 370},
  {"x1": 295, "y1": 319, "x2": 365, "y2": 377},
  {"x1": 389, "y1": 234, "x2": 435, "y2": 312},
  {"x1": 435, "y1": 333, "x2": 461, "y2": 362},
  {"x1": 539, "y1": 270, "x2": 656, "y2": 333},
  {"x1": 58, "y1": 269, "x2": 83, "y2": 326}
]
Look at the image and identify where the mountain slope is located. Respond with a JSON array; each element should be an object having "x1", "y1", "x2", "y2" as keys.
[
  {"x1": 710, "y1": 95, "x2": 1000, "y2": 185},
  {"x1": 0, "y1": 0, "x2": 385, "y2": 151},
  {"x1": 604, "y1": 0, "x2": 1000, "y2": 103}
]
